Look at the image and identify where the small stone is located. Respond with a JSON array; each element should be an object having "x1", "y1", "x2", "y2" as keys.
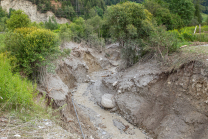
[
  {"x1": 14, "y1": 134, "x2": 21, "y2": 137},
  {"x1": 102, "y1": 131, "x2": 106, "y2": 135},
  {"x1": 113, "y1": 81, "x2": 118, "y2": 86}
]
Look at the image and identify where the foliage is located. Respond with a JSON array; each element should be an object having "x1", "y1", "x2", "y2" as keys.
[
  {"x1": 0, "y1": 53, "x2": 35, "y2": 110},
  {"x1": 6, "y1": 10, "x2": 30, "y2": 31},
  {"x1": 8, "y1": 8, "x2": 15, "y2": 18},
  {"x1": 87, "y1": 15, "x2": 103, "y2": 37},
  {"x1": 59, "y1": 24, "x2": 72, "y2": 44},
  {"x1": 143, "y1": 0, "x2": 183, "y2": 30},
  {"x1": 105, "y1": 2, "x2": 153, "y2": 46},
  {"x1": 44, "y1": 16, "x2": 59, "y2": 30},
  {"x1": 0, "y1": 33, "x2": 5, "y2": 52},
  {"x1": 167, "y1": 0, "x2": 195, "y2": 26},
  {"x1": 148, "y1": 26, "x2": 178, "y2": 58},
  {"x1": 4, "y1": 27, "x2": 61, "y2": 77},
  {"x1": 69, "y1": 17, "x2": 86, "y2": 41},
  {"x1": 0, "y1": 6, "x2": 8, "y2": 32},
  {"x1": 104, "y1": 2, "x2": 156, "y2": 65},
  {"x1": 194, "y1": 1, "x2": 203, "y2": 24},
  {"x1": 0, "y1": 6, "x2": 7, "y2": 18},
  {"x1": 27, "y1": 0, "x2": 106, "y2": 20},
  {"x1": 30, "y1": 22, "x2": 44, "y2": 28},
  {"x1": 57, "y1": 6, "x2": 76, "y2": 21}
]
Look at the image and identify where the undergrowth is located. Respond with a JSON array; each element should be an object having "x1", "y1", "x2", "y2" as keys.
[{"x1": 0, "y1": 53, "x2": 36, "y2": 110}]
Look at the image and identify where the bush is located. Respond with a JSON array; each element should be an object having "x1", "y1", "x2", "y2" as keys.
[
  {"x1": 193, "y1": 33, "x2": 208, "y2": 42},
  {"x1": 45, "y1": 16, "x2": 59, "y2": 30},
  {"x1": 6, "y1": 10, "x2": 30, "y2": 30},
  {"x1": 59, "y1": 24, "x2": 72, "y2": 45},
  {"x1": 0, "y1": 53, "x2": 35, "y2": 110},
  {"x1": 5, "y1": 27, "x2": 61, "y2": 77},
  {"x1": 182, "y1": 32, "x2": 194, "y2": 41},
  {"x1": 148, "y1": 26, "x2": 178, "y2": 58}
]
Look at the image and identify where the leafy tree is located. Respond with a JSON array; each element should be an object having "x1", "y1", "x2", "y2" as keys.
[
  {"x1": 105, "y1": 1, "x2": 153, "y2": 46},
  {"x1": 0, "y1": 6, "x2": 8, "y2": 31},
  {"x1": 0, "y1": 6, "x2": 7, "y2": 18},
  {"x1": 69, "y1": 17, "x2": 86, "y2": 41},
  {"x1": 148, "y1": 26, "x2": 178, "y2": 59},
  {"x1": 144, "y1": 0, "x2": 185, "y2": 30},
  {"x1": 104, "y1": 2, "x2": 154, "y2": 65},
  {"x1": 89, "y1": 8, "x2": 98, "y2": 17},
  {"x1": 59, "y1": 24, "x2": 72, "y2": 45},
  {"x1": 167, "y1": 0, "x2": 195, "y2": 25},
  {"x1": 95, "y1": 6, "x2": 104, "y2": 17},
  {"x1": 194, "y1": 1, "x2": 203, "y2": 24},
  {"x1": 62, "y1": 6, "x2": 76, "y2": 21},
  {"x1": 6, "y1": 10, "x2": 30, "y2": 30},
  {"x1": 4, "y1": 27, "x2": 61, "y2": 77},
  {"x1": 45, "y1": 16, "x2": 59, "y2": 30},
  {"x1": 87, "y1": 15, "x2": 103, "y2": 37},
  {"x1": 8, "y1": 8, "x2": 15, "y2": 18}
]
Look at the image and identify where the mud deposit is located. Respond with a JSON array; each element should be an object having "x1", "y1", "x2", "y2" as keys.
[{"x1": 39, "y1": 42, "x2": 208, "y2": 139}]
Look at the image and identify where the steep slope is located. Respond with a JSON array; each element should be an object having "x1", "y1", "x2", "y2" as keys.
[{"x1": 0, "y1": 0, "x2": 69, "y2": 23}]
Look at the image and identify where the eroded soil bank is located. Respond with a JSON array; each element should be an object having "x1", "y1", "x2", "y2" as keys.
[
  {"x1": 39, "y1": 42, "x2": 208, "y2": 139},
  {"x1": 103, "y1": 60, "x2": 208, "y2": 139}
]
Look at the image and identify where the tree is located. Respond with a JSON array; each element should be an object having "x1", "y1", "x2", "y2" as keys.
[
  {"x1": 87, "y1": 15, "x2": 103, "y2": 37},
  {"x1": 167, "y1": 0, "x2": 195, "y2": 25},
  {"x1": 59, "y1": 24, "x2": 72, "y2": 45},
  {"x1": 89, "y1": 8, "x2": 98, "y2": 17},
  {"x1": 4, "y1": 27, "x2": 61, "y2": 76},
  {"x1": 143, "y1": 0, "x2": 183, "y2": 30},
  {"x1": 194, "y1": 1, "x2": 203, "y2": 24},
  {"x1": 69, "y1": 17, "x2": 86, "y2": 41},
  {"x1": 6, "y1": 10, "x2": 30, "y2": 30},
  {"x1": 44, "y1": 16, "x2": 59, "y2": 30},
  {"x1": 104, "y1": 2, "x2": 154, "y2": 65},
  {"x1": 105, "y1": 2, "x2": 153, "y2": 46},
  {"x1": 0, "y1": 6, "x2": 7, "y2": 19}
]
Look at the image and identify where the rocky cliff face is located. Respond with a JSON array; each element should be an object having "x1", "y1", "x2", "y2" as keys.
[{"x1": 0, "y1": 0, "x2": 69, "y2": 24}]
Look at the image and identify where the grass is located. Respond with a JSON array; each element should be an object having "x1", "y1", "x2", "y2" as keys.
[
  {"x1": 0, "y1": 53, "x2": 36, "y2": 110},
  {"x1": 177, "y1": 41, "x2": 192, "y2": 47},
  {"x1": 182, "y1": 45, "x2": 208, "y2": 55}
]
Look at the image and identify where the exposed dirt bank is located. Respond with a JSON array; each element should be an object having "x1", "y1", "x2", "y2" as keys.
[
  {"x1": 37, "y1": 42, "x2": 208, "y2": 139},
  {"x1": 103, "y1": 60, "x2": 208, "y2": 139},
  {"x1": 37, "y1": 42, "x2": 151, "y2": 139}
]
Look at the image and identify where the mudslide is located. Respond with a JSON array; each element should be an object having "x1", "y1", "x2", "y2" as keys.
[{"x1": 73, "y1": 71, "x2": 150, "y2": 139}]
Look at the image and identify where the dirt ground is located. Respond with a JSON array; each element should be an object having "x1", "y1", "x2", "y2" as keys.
[{"x1": 2, "y1": 42, "x2": 208, "y2": 139}]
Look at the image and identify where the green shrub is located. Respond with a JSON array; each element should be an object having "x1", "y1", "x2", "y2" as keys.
[
  {"x1": 5, "y1": 27, "x2": 61, "y2": 77},
  {"x1": 6, "y1": 10, "x2": 30, "y2": 30},
  {"x1": 148, "y1": 26, "x2": 178, "y2": 58},
  {"x1": 193, "y1": 33, "x2": 208, "y2": 42},
  {"x1": 59, "y1": 24, "x2": 72, "y2": 45},
  {"x1": 169, "y1": 29, "x2": 184, "y2": 41},
  {"x1": 182, "y1": 32, "x2": 194, "y2": 41},
  {"x1": 0, "y1": 53, "x2": 35, "y2": 110},
  {"x1": 45, "y1": 16, "x2": 59, "y2": 30}
]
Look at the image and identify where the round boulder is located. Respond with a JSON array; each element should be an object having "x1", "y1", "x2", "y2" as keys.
[{"x1": 101, "y1": 94, "x2": 116, "y2": 108}]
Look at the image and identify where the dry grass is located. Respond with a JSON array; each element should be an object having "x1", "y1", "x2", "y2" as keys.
[
  {"x1": 139, "y1": 44, "x2": 208, "y2": 72},
  {"x1": 163, "y1": 44, "x2": 208, "y2": 71}
]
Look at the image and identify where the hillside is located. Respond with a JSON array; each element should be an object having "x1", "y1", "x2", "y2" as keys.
[{"x1": 0, "y1": 0, "x2": 69, "y2": 23}]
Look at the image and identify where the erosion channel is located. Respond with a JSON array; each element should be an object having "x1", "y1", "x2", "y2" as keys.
[{"x1": 39, "y1": 42, "x2": 208, "y2": 139}]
